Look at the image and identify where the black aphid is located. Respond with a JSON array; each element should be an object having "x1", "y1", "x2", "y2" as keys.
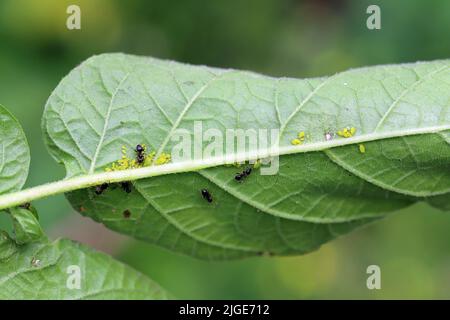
[
  {"x1": 121, "y1": 182, "x2": 132, "y2": 193},
  {"x1": 19, "y1": 202, "x2": 31, "y2": 210},
  {"x1": 235, "y1": 167, "x2": 252, "y2": 182},
  {"x1": 135, "y1": 144, "x2": 145, "y2": 164},
  {"x1": 201, "y1": 189, "x2": 213, "y2": 203},
  {"x1": 123, "y1": 209, "x2": 131, "y2": 218},
  {"x1": 95, "y1": 183, "x2": 109, "y2": 195}
]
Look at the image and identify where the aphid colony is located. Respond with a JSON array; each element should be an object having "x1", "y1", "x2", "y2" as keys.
[
  {"x1": 290, "y1": 127, "x2": 358, "y2": 146},
  {"x1": 96, "y1": 144, "x2": 254, "y2": 205},
  {"x1": 97, "y1": 129, "x2": 365, "y2": 206},
  {"x1": 291, "y1": 127, "x2": 365, "y2": 153},
  {"x1": 94, "y1": 143, "x2": 171, "y2": 196},
  {"x1": 105, "y1": 144, "x2": 171, "y2": 173},
  {"x1": 200, "y1": 125, "x2": 362, "y2": 204},
  {"x1": 337, "y1": 127, "x2": 356, "y2": 138},
  {"x1": 291, "y1": 131, "x2": 306, "y2": 146}
]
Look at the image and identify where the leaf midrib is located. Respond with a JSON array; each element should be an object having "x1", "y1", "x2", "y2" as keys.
[{"x1": 0, "y1": 124, "x2": 449, "y2": 211}]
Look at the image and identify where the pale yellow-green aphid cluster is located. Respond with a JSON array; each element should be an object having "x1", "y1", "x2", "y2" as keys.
[
  {"x1": 288, "y1": 127, "x2": 366, "y2": 155},
  {"x1": 291, "y1": 131, "x2": 306, "y2": 146},
  {"x1": 105, "y1": 145, "x2": 170, "y2": 172},
  {"x1": 290, "y1": 128, "x2": 360, "y2": 144},
  {"x1": 155, "y1": 152, "x2": 171, "y2": 165},
  {"x1": 337, "y1": 127, "x2": 356, "y2": 138}
]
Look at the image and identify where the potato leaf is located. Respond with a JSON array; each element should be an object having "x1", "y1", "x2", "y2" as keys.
[{"x1": 42, "y1": 54, "x2": 450, "y2": 259}]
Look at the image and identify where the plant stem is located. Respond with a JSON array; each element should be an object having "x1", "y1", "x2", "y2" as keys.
[{"x1": 0, "y1": 160, "x2": 211, "y2": 210}]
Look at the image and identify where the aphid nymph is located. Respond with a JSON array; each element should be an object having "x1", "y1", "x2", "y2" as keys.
[
  {"x1": 95, "y1": 183, "x2": 109, "y2": 195},
  {"x1": 201, "y1": 189, "x2": 213, "y2": 203}
]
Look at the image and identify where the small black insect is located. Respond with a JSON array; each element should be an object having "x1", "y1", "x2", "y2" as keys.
[
  {"x1": 123, "y1": 209, "x2": 131, "y2": 219},
  {"x1": 201, "y1": 189, "x2": 213, "y2": 203},
  {"x1": 235, "y1": 167, "x2": 252, "y2": 182},
  {"x1": 136, "y1": 144, "x2": 144, "y2": 153},
  {"x1": 135, "y1": 144, "x2": 145, "y2": 164},
  {"x1": 121, "y1": 181, "x2": 132, "y2": 193},
  {"x1": 95, "y1": 183, "x2": 109, "y2": 195},
  {"x1": 19, "y1": 202, "x2": 31, "y2": 210}
]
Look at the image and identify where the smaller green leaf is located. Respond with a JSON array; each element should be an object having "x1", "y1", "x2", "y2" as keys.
[
  {"x1": 0, "y1": 104, "x2": 30, "y2": 195},
  {"x1": 9, "y1": 207, "x2": 45, "y2": 245},
  {"x1": 0, "y1": 231, "x2": 17, "y2": 261},
  {"x1": 0, "y1": 238, "x2": 170, "y2": 300}
]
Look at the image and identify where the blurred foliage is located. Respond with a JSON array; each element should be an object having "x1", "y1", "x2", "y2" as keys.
[{"x1": 0, "y1": 0, "x2": 449, "y2": 298}]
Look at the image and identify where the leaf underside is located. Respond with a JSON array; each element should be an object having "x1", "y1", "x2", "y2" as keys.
[
  {"x1": 42, "y1": 54, "x2": 450, "y2": 259},
  {"x1": 0, "y1": 238, "x2": 169, "y2": 300},
  {"x1": 0, "y1": 104, "x2": 30, "y2": 196}
]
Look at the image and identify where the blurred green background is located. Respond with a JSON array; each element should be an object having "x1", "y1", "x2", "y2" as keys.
[{"x1": 0, "y1": 0, "x2": 449, "y2": 299}]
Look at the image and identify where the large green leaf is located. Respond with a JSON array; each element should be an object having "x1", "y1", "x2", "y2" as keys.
[
  {"x1": 42, "y1": 54, "x2": 450, "y2": 259},
  {"x1": 0, "y1": 104, "x2": 30, "y2": 196},
  {"x1": 0, "y1": 237, "x2": 169, "y2": 299}
]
